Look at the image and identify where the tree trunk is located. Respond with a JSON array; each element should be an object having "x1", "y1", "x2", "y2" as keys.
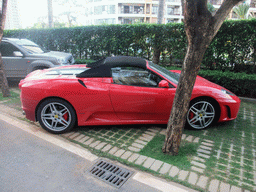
[
  {"x1": 0, "y1": 0, "x2": 11, "y2": 97},
  {"x1": 47, "y1": 0, "x2": 53, "y2": 28},
  {"x1": 152, "y1": 49, "x2": 161, "y2": 64},
  {"x1": 0, "y1": 55, "x2": 10, "y2": 97},
  {"x1": 162, "y1": 0, "x2": 243, "y2": 155},
  {"x1": 152, "y1": 0, "x2": 165, "y2": 64}
]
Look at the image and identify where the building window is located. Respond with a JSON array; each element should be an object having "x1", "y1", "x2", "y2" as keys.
[
  {"x1": 95, "y1": 18, "x2": 116, "y2": 25},
  {"x1": 94, "y1": 5, "x2": 115, "y2": 15},
  {"x1": 152, "y1": 6, "x2": 158, "y2": 14},
  {"x1": 124, "y1": 6, "x2": 130, "y2": 13}
]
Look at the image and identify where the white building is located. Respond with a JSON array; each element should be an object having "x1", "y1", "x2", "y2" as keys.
[
  {"x1": 83, "y1": 0, "x2": 256, "y2": 25},
  {"x1": 4, "y1": 0, "x2": 21, "y2": 29},
  {"x1": 83, "y1": 0, "x2": 183, "y2": 25}
]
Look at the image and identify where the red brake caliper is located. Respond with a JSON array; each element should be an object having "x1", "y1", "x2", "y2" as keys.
[{"x1": 63, "y1": 110, "x2": 68, "y2": 121}]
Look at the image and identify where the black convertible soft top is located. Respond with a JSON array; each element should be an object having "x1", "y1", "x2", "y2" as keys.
[{"x1": 76, "y1": 56, "x2": 147, "y2": 78}]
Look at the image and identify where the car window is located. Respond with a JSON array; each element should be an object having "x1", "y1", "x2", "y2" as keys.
[
  {"x1": 0, "y1": 42, "x2": 20, "y2": 57},
  {"x1": 111, "y1": 67, "x2": 162, "y2": 87}
]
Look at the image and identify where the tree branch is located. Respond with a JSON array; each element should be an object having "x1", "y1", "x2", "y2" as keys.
[
  {"x1": 0, "y1": 0, "x2": 8, "y2": 32},
  {"x1": 213, "y1": 0, "x2": 243, "y2": 35}
]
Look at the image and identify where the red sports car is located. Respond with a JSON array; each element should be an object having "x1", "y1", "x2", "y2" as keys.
[{"x1": 19, "y1": 56, "x2": 240, "y2": 134}]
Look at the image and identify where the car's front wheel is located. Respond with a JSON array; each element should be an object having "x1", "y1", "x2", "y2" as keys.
[
  {"x1": 187, "y1": 99, "x2": 218, "y2": 129},
  {"x1": 37, "y1": 98, "x2": 76, "y2": 134}
]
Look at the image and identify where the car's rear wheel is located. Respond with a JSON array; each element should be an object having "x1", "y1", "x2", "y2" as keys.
[
  {"x1": 187, "y1": 99, "x2": 218, "y2": 129},
  {"x1": 37, "y1": 98, "x2": 76, "y2": 134}
]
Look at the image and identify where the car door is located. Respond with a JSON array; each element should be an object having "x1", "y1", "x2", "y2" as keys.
[
  {"x1": 109, "y1": 67, "x2": 176, "y2": 121},
  {"x1": 0, "y1": 42, "x2": 28, "y2": 78}
]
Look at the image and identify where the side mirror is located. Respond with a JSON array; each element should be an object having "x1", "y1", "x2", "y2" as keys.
[
  {"x1": 13, "y1": 51, "x2": 23, "y2": 57},
  {"x1": 158, "y1": 80, "x2": 169, "y2": 88}
]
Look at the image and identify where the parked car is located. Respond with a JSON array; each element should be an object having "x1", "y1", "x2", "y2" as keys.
[
  {"x1": 19, "y1": 56, "x2": 241, "y2": 134},
  {"x1": 0, "y1": 38, "x2": 75, "y2": 79}
]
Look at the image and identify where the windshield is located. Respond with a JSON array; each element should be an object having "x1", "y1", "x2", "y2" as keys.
[
  {"x1": 12, "y1": 39, "x2": 45, "y2": 54},
  {"x1": 148, "y1": 62, "x2": 180, "y2": 84}
]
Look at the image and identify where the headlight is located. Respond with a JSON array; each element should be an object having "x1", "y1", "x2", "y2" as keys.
[
  {"x1": 57, "y1": 58, "x2": 66, "y2": 65},
  {"x1": 221, "y1": 89, "x2": 234, "y2": 99}
]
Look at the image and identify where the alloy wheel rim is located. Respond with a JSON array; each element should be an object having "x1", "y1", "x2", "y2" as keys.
[
  {"x1": 187, "y1": 101, "x2": 215, "y2": 129},
  {"x1": 41, "y1": 102, "x2": 71, "y2": 131}
]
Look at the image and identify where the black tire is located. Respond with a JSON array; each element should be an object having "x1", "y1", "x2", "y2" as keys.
[
  {"x1": 186, "y1": 98, "x2": 219, "y2": 129},
  {"x1": 37, "y1": 98, "x2": 76, "y2": 134}
]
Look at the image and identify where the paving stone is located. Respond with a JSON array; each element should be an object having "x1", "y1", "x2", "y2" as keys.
[
  {"x1": 160, "y1": 129, "x2": 166, "y2": 135},
  {"x1": 196, "y1": 175, "x2": 208, "y2": 189},
  {"x1": 121, "y1": 151, "x2": 133, "y2": 160},
  {"x1": 89, "y1": 140, "x2": 101, "y2": 148},
  {"x1": 101, "y1": 144, "x2": 112, "y2": 152},
  {"x1": 73, "y1": 134, "x2": 86, "y2": 141},
  {"x1": 230, "y1": 186, "x2": 242, "y2": 192},
  {"x1": 79, "y1": 136, "x2": 90, "y2": 143},
  {"x1": 201, "y1": 142, "x2": 214, "y2": 147},
  {"x1": 188, "y1": 172, "x2": 198, "y2": 185},
  {"x1": 191, "y1": 166, "x2": 204, "y2": 173},
  {"x1": 182, "y1": 134, "x2": 186, "y2": 140},
  {"x1": 186, "y1": 135, "x2": 193, "y2": 142},
  {"x1": 219, "y1": 182, "x2": 230, "y2": 192},
  {"x1": 61, "y1": 132, "x2": 74, "y2": 137},
  {"x1": 132, "y1": 142, "x2": 144, "y2": 149},
  {"x1": 143, "y1": 157, "x2": 155, "y2": 168},
  {"x1": 200, "y1": 145, "x2": 212, "y2": 151},
  {"x1": 193, "y1": 137, "x2": 200, "y2": 143},
  {"x1": 127, "y1": 153, "x2": 140, "y2": 163},
  {"x1": 197, "y1": 148, "x2": 211, "y2": 154},
  {"x1": 169, "y1": 166, "x2": 179, "y2": 177},
  {"x1": 108, "y1": 147, "x2": 119, "y2": 155},
  {"x1": 209, "y1": 179, "x2": 220, "y2": 192},
  {"x1": 95, "y1": 142, "x2": 107, "y2": 150},
  {"x1": 145, "y1": 131, "x2": 156, "y2": 136},
  {"x1": 134, "y1": 139, "x2": 147, "y2": 145},
  {"x1": 128, "y1": 146, "x2": 140, "y2": 152},
  {"x1": 178, "y1": 170, "x2": 189, "y2": 181},
  {"x1": 150, "y1": 160, "x2": 163, "y2": 172},
  {"x1": 159, "y1": 163, "x2": 172, "y2": 174},
  {"x1": 193, "y1": 156, "x2": 206, "y2": 163},
  {"x1": 148, "y1": 128, "x2": 160, "y2": 133},
  {"x1": 191, "y1": 161, "x2": 206, "y2": 169},
  {"x1": 114, "y1": 149, "x2": 125, "y2": 157},
  {"x1": 135, "y1": 155, "x2": 147, "y2": 165},
  {"x1": 69, "y1": 132, "x2": 81, "y2": 139},
  {"x1": 83, "y1": 138, "x2": 94, "y2": 145},
  {"x1": 203, "y1": 139, "x2": 214, "y2": 143},
  {"x1": 139, "y1": 136, "x2": 152, "y2": 142},
  {"x1": 197, "y1": 153, "x2": 210, "y2": 159},
  {"x1": 142, "y1": 134, "x2": 154, "y2": 140}
]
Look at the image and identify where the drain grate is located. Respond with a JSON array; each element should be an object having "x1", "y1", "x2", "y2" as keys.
[{"x1": 89, "y1": 159, "x2": 133, "y2": 188}]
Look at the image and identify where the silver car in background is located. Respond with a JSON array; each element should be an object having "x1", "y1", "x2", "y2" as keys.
[{"x1": 0, "y1": 38, "x2": 75, "y2": 79}]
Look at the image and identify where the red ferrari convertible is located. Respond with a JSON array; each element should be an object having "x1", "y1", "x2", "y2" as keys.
[{"x1": 19, "y1": 56, "x2": 240, "y2": 134}]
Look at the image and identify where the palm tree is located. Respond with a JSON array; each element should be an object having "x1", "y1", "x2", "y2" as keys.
[
  {"x1": 47, "y1": 0, "x2": 53, "y2": 28},
  {"x1": 152, "y1": 0, "x2": 165, "y2": 64},
  {"x1": 233, "y1": 3, "x2": 250, "y2": 19}
]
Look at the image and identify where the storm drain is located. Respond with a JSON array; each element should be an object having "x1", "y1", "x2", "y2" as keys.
[{"x1": 89, "y1": 159, "x2": 133, "y2": 188}]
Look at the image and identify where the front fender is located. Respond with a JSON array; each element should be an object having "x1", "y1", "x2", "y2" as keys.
[{"x1": 27, "y1": 60, "x2": 55, "y2": 74}]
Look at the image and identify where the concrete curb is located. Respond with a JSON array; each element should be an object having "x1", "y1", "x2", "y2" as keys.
[{"x1": 239, "y1": 97, "x2": 256, "y2": 104}]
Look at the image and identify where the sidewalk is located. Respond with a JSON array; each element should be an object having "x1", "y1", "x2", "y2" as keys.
[{"x1": 1, "y1": 88, "x2": 256, "y2": 192}]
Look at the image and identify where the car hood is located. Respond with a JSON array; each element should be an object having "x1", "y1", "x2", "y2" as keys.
[
  {"x1": 31, "y1": 51, "x2": 75, "y2": 64},
  {"x1": 170, "y1": 70, "x2": 223, "y2": 90}
]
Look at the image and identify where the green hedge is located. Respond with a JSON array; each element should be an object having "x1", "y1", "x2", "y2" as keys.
[
  {"x1": 3, "y1": 20, "x2": 256, "y2": 73},
  {"x1": 198, "y1": 70, "x2": 256, "y2": 98}
]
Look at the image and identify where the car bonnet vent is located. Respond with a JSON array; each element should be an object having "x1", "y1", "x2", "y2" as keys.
[{"x1": 89, "y1": 159, "x2": 133, "y2": 188}]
